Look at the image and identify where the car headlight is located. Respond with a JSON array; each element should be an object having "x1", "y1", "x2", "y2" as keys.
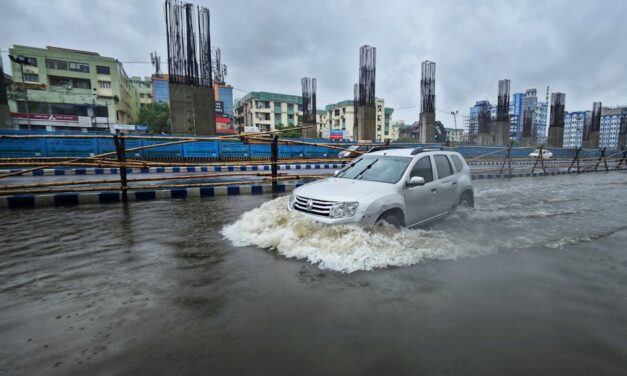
[
  {"x1": 329, "y1": 202, "x2": 359, "y2": 218},
  {"x1": 288, "y1": 194, "x2": 296, "y2": 209}
]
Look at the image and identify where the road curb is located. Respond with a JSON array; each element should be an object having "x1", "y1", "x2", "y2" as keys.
[
  {"x1": 0, "y1": 162, "x2": 347, "y2": 176},
  {"x1": 2, "y1": 169, "x2": 622, "y2": 209},
  {"x1": 0, "y1": 183, "x2": 302, "y2": 209}
]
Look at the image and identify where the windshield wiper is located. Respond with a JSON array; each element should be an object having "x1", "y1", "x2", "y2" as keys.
[{"x1": 354, "y1": 159, "x2": 379, "y2": 180}]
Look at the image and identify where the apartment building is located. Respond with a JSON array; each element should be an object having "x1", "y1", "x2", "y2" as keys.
[{"x1": 6, "y1": 45, "x2": 140, "y2": 131}]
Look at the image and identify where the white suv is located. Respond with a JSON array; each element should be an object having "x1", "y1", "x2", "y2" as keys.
[{"x1": 288, "y1": 148, "x2": 474, "y2": 228}]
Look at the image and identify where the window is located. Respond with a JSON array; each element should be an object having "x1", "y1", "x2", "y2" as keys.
[
  {"x1": 23, "y1": 73, "x2": 39, "y2": 82},
  {"x1": 68, "y1": 62, "x2": 90, "y2": 73},
  {"x1": 49, "y1": 76, "x2": 72, "y2": 87},
  {"x1": 98, "y1": 81, "x2": 111, "y2": 89},
  {"x1": 434, "y1": 155, "x2": 454, "y2": 179},
  {"x1": 46, "y1": 59, "x2": 68, "y2": 70},
  {"x1": 96, "y1": 65, "x2": 111, "y2": 75},
  {"x1": 49, "y1": 76, "x2": 91, "y2": 89},
  {"x1": 19, "y1": 56, "x2": 38, "y2": 66},
  {"x1": 410, "y1": 156, "x2": 434, "y2": 183},
  {"x1": 451, "y1": 155, "x2": 464, "y2": 172}
]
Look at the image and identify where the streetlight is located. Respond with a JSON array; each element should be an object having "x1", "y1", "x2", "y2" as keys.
[{"x1": 9, "y1": 55, "x2": 31, "y2": 129}]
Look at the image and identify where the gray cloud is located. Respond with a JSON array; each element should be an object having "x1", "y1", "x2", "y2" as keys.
[{"x1": 1, "y1": 0, "x2": 626, "y2": 125}]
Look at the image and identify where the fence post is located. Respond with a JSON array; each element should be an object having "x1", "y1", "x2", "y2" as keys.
[
  {"x1": 271, "y1": 135, "x2": 278, "y2": 191},
  {"x1": 499, "y1": 141, "x2": 513, "y2": 176},
  {"x1": 594, "y1": 147, "x2": 608, "y2": 172},
  {"x1": 616, "y1": 146, "x2": 627, "y2": 170},
  {"x1": 113, "y1": 134, "x2": 128, "y2": 202},
  {"x1": 568, "y1": 146, "x2": 582, "y2": 174},
  {"x1": 531, "y1": 145, "x2": 546, "y2": 175}
]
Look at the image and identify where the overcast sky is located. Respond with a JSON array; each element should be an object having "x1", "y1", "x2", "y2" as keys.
[{"x1": 1, "y1": 0, "x2": 626, "y2": 124}]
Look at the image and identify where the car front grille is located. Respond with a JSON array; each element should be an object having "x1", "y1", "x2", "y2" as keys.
[{"x1": 293, "y1": 195, "x2": 334, "y2": 217}]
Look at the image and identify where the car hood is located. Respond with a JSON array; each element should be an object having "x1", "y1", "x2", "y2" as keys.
[{"x1": 294, "y1": 178, "x2": 395, "y2": 202}]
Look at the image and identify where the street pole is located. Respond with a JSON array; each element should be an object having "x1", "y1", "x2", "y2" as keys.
[{"x1": 450, "y1": 110, "x2": 458, "y2": 141}]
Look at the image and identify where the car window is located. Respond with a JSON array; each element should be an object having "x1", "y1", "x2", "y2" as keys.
[
  {"x1": 358, "y1": 146, "x2": 369, "y2": 151},
  {"x1": 434, "y1": 155, "x2": 453, "y2": 179},
  {"x1": 450, "y1": 155, "x2": 464, "y2": 172},
  {"x1": 410, "y1": 156, "x2": 433, "y2": 183}
]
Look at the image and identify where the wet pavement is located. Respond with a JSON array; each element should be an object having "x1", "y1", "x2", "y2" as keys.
[{"x1": 0, "y1": 171, "x2": 626, "y2": 375}]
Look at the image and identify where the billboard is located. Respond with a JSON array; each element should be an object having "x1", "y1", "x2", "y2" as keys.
[
  {"x1": 215, "y1": 100, "x2": 224, "y2": 114},
  {"x1": 330, "y1": 129, "x2": 344, "y2": 140}
]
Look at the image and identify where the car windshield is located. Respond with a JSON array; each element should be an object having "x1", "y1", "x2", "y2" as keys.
[{"x1": 336, "y1": 156, "x2": 412, "y2": 184}]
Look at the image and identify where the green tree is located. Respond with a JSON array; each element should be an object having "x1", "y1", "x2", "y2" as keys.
[
  {"x1": 275, "y1": 123, "x2": 302, "y2": 138},
  {"x1": 134, "y1": 102, "x2": 171, "y2": 134}
]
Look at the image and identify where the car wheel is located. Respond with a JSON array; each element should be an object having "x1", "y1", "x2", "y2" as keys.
[
  {"x1": 458, "y1": 193, "x2": 474, "y2": 208},
  {"x1": 376, "y1": 213, "x2": 402, "y2": 229}
]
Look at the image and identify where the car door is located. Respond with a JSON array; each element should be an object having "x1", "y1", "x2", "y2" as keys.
[
  {"x1": 404, "y1": 156, "x2": 438, "y2": 225},
  {"x1": 432, "y1": 154, "x2": 458, "y2": 213}
]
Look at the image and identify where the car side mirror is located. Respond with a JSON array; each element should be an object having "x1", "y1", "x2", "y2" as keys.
[
  {"x1": 408, "y1": 176, "x2": 425, "y2": 187},
  {"x1": 334, "y1": 170, "x2": 340, "y2": 177}
]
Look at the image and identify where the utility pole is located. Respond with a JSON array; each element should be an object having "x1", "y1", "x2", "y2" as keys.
[
  {"x1": 450, "y1": 110, "x2": 458, "y2": 141},
  {"x1": 9, "y1": 55, "x2": 31, "y2": 129}
]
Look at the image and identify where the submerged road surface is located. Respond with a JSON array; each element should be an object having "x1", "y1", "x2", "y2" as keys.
[{"x1": 1, "y1": 172, "x2": 626, "y2": 375}]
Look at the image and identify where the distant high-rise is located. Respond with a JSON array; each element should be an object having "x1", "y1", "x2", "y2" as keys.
[{"x1": 547, "y1": 92, "x2": 566, "y2": 147}]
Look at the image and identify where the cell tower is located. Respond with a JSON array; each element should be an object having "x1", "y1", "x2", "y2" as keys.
[
  {"x1": 213, "y1": 48, "x2": 227, "y2": 85},
  {"x1": 150, "y1": 52, "x2": 161, "y2": 76}
]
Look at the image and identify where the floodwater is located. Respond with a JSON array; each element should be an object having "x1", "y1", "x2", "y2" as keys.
[{"x1": 1, "y1": 172, "x2": 626, "y2": 375}]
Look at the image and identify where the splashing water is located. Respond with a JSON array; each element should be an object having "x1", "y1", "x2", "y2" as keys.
[
  {"x1": 222, "y1": 197, "x2": 495, "y2": 273},
  {"x1": 222, "y1": 172, "x2": 627, "y2": 273}
]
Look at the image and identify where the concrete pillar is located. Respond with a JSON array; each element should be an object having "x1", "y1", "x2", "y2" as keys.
[
  {"x1": 547, "y1": 128, "x2": 564, "y2": 147},
  {"x1": 492, "y1": 121, "x2": 510, "y2": 146},
  {"x1": 418, "y1": 112, "x2": 436, "y2": 143},
  {"x1": 302, "y1": 122, "x2": 317, "y2": 139},
  {"x1": 356, "y1": 105, "x2": 376, "y2": 141},
  {"x1": 169, "y1": 83, "x2": 216, "y2": 135}
]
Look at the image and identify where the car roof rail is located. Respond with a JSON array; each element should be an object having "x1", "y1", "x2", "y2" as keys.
[
  {"x1": 368, "y1": 146, "x2": 392, "y2": 153},
  {"x1": 410, "y1": 147, "x2": 444, "y2": 155}
]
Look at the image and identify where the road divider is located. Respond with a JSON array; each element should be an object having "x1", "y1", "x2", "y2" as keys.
[{"x1": 2, "y1": 169, "x2": 623, "y2": 209}]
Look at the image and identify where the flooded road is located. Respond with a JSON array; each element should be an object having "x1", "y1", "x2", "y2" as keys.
[{"x1": 1, "y1": 172, "x2": 626, "y2": 375}]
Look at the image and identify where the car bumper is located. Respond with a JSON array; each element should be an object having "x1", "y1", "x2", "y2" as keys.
[{"x1": 287, "y1": 204, "x2": 378, "y2": 226}]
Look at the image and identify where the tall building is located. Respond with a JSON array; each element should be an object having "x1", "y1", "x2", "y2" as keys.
[
  {"x1": 324, "y1": 100, "x2": 354, "y2": 140},
  {"x1": 600, "y1": 107, "x2": 627, "y2": 149},
  {"x1": 468, "y1": 100, "x2": 491, "y2": 143},
  {"x1": 5, "y1": 45, "x2": 140, "y2": 132},
  {"x1": 563, "y1": 111, "x2": 588, "y2": 148},
  {"x1": 234, "y1": 92, "x2": 303, "y2": 133},
  {"x1": 510, "y1": 92, "x2": 523, "y2": 140},
  {"x1": 536, "y1": 101, "x2": 548, "y2": 144},
  {"x1": 151, "y1": 74, "x2": 169, "y2": 104},
  {"x1": 326, "y1": 98, "x2": 390, "y2": 141},
  {"x1": 233, "y1": 92, "x2": 392, "y2": 140},
  {"x1": 214, "y1": 83, "x2": 234, "y2": 133},
  {"x1": 130, "y1": 76, "x2": 152, "y2": 108}
]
